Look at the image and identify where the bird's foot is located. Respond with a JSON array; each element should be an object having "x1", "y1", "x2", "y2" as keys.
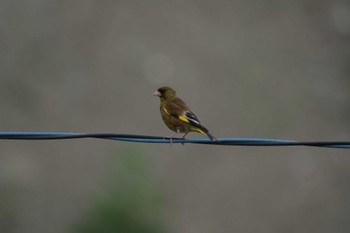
[
  {"x1": 181, "y1": 136, "x2": 187, "y2": 145},
  {"x1": 163, "y1": 136, "x2": 173, "y2": 146},
  {"x1": 180, "y1": 132, "x2": 189, "y2": 145}
]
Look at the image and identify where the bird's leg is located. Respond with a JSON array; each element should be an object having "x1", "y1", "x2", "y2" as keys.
[
  {"x1": 181, "y1": 132, "x2": 189, "y2": 145},
  {"x1": 163, "y1": 134, "x2": 176, "y2": 146}
]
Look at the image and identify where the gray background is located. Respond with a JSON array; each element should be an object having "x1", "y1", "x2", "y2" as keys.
[{"x1": 1, "y1": 0, "x2": 349, "y2": 232}]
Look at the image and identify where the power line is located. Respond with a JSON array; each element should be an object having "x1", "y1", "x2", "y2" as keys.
[{"x1": 0, "y1": 132, "x2": 349, "y2": 149}]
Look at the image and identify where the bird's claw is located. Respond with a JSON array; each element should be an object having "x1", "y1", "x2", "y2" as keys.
[{"x1": 163, "y1": 136, "x2": 173, "y2": 146}]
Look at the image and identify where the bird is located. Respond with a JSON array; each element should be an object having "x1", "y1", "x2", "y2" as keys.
[{"x1": 153, "y1": 86, "x2": 216, "y2": 141}]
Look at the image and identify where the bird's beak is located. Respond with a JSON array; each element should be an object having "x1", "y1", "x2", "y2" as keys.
[{"x1": 153, "y1": 91, "x2": 161, "y2": 97}]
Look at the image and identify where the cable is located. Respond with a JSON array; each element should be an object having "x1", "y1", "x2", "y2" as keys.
[{"x1": 0, "y1": 132, "x2": 349, "y2": 149}]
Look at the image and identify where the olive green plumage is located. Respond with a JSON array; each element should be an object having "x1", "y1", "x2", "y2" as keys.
[{"x1": 153, "y1": 86, "x2": 215, "y2": 141}]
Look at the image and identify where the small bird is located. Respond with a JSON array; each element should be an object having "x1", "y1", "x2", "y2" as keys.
[{"x1": 153, "y1": 86, "x2": 216, "y2": 141}]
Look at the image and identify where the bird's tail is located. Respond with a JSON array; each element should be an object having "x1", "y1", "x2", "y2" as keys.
[
  {"x1": 205, "y1": 131, "x2": 217, "y2": 141},
  {"x1": 192, "y1": 125, "x2": 217, "y2": 141}
]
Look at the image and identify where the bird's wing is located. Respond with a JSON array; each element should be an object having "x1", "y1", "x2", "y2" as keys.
[
  {"x1": 182, "y1": 111, "x2": 202, "y2": 127},
  {"x1": 164, "y1": 98, "x2": 203, "y2": 128}
]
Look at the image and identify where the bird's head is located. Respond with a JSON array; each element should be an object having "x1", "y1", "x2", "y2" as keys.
[{"x1": 153, "y1": 86, "x2": 176, "y2": 101}]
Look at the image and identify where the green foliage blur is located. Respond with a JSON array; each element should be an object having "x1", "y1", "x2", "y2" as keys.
[{"x1": 73, "y1": 148, "x2": 165, "y2": 233}]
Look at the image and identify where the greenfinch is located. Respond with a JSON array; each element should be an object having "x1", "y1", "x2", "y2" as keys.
[{"x1": 153, "y1": 86, "x2": 216, "y2": 141}]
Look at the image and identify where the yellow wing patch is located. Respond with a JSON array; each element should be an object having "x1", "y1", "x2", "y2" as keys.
[
  {"x1": 164, "y1": 107, "x2": 191, "y2": 124},
  {"x1": 178, "y1": 115, "x2": 190, "y2": 123}
]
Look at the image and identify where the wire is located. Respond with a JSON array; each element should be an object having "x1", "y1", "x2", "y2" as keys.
[{"x1": 0, "y1": 132, "x2": 349, "y2": 149}]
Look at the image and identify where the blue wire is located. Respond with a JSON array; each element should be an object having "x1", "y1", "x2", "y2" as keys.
[{"x1": 0, "y1": 132, "x2": 349, "y2": 149}]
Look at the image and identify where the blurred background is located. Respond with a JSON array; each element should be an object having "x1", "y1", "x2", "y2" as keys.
[{"x1": 0, "y1": 0, "x2": 350, "y2": 232}]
